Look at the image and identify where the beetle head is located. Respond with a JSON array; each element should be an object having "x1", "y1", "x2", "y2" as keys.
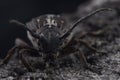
[{"x1": 26, "y1": 14, "x2": 65, "y2": 53}]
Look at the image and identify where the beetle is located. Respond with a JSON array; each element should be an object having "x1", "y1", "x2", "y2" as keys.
[{"x1": 0, "y1": 8, "x2": 112, "y2": 72}]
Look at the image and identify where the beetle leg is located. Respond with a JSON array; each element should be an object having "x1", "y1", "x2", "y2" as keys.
[
  {"x1": 78, "y1": 48, "x2": 101, "y2": 74},
  {"x1": 80, "y1": 27, "x2": 109, "y2": 38},
  {"x1": 88, "y1": 29, "x2": 106, "y2": 36},
  {"x1": 0, "y1": 46, "x2": 17, "y2": 65},
  {"x1": 78, "y1": 48, "x2": 88, "y2": 66},
  {"x1": 18, "y1": 49, "x2": 34, "y2": 72},
  {"x1": 79, "y1": 39, "x2": 97, "y2": 52},
  {"x1": 78, "y1": 39, "x2": 106, "y2": 54},
  {"x1": 0, "y1": 38, "x2": 38, "y2": 71}
]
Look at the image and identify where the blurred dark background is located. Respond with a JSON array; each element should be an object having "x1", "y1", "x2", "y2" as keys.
[{"x1": 0, "y1": 0, "x2": 89, "y2": 58}]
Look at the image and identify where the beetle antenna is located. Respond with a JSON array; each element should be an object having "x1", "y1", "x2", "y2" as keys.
[
  {"x1": 60, "y1": 8, "x2": 112, "y2": 39},
  {"x1": 10, "y1": 20, "x2": 40, "y2": 38}
]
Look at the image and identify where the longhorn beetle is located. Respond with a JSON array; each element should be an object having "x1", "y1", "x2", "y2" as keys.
[{"x1": 0, "y1": 8, "x2": 112, "y2": 72}]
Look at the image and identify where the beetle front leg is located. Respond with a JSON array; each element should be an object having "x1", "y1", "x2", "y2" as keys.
[
  {"x1": 0, "y1": 38, "x2": 38, "y2": 72},
  {"x1": 18, "y1": 49, "x2": 34, "y2": 72},
  {"x1": 0, "y1": 46, "x2": 17, "y2": 65}
]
